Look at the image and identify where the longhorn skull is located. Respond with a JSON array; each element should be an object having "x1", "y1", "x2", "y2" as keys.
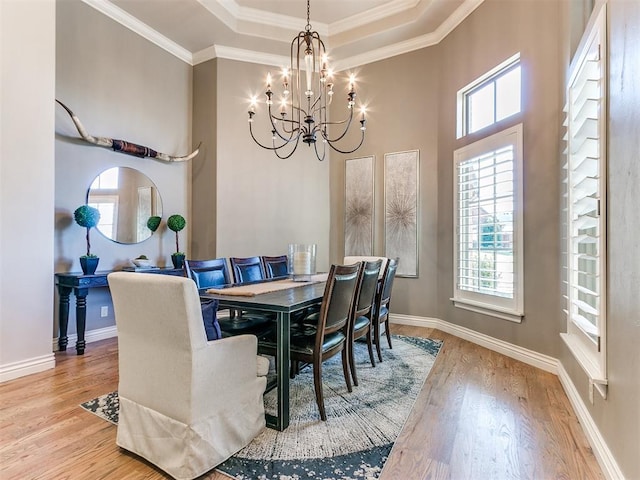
[{"x1": 56, "y1": 99, "x2": 201, "y2": 163}]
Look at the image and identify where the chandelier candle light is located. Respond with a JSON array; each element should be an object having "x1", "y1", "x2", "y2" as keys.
[{"x1": 248, "y1": 0, "x2": 367, "y2": 161}]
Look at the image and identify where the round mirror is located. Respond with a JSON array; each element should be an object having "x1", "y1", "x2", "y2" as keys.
[{"x1": 86, "y1": 167, "x2": 162, "y2": 244}]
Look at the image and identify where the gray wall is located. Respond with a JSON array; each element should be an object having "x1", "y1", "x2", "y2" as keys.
[
  {"x1": 436, "y1": 0, "x2": 564, "y2": 357},
  {"x1": 204, "y1": 58, "x2": 331, "y2": 271},
  {"x1": 0, "y1": 0, "x2": 56, "y2": 378},
  {"x1": 328, "y1": 47, "x2": 441, "y2": 317},
  {"x1": 54, "y1": 1, "x2": 192, "y2": 335},
  {"x1": 191, "y1": 60, "x2": 218, "y2": 259}
]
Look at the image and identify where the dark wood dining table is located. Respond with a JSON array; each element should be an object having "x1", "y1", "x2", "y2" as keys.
[{"x1": 200, "y1": 279, "x2": 327, "y2": 431}]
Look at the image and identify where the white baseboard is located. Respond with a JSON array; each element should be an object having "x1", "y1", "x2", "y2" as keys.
[
  {"x1": 0, "y1": 353, "x2": 55, "y2": 383},
  {"x1": 557, "y1": 364, "x2": 626, "y2": 480},
  {"x1": 390, "y1": 313, "x2": 557, "y2": 373},
  {"x1": 52, "y1": 325, "x2": 118, "y2": 352},
  {"x1": 389, "y1": 313, "x2": 623, "y2": 480}
]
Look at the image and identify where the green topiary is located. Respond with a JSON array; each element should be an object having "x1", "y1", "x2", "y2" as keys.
[
  {"x1": 167, "y1": 214, "x2": 186, "y2": 255},
  {"x1": 146, "y1": 215, "x2": 161, "y2": 233},
  {"x1": 74, "y1": 205, "x2": 101, "y2": 257}
]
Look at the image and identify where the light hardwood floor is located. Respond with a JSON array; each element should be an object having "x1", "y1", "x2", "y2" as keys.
[{"x1": 0, "y1": 325, "x2": 604, "y2": 480}]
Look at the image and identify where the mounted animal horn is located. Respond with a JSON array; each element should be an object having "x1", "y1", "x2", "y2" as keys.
[{"x1": 56, "y1": 99, "x2": 201, "y2": 163}]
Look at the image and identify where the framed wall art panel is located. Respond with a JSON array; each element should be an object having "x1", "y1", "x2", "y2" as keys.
[
  {"x1": 344, "y1": 155, "x2": 374, "y2": 256},
  {"x1": 384, "y1": 150, "x2": 419, "y2": 277}
]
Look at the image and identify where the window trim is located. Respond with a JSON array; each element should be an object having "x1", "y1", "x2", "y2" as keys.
[
  {"x1": 452, "y1": 123, "x2": 524, "y2": 323},
  {"x1": 456, "y1": 52, "x2": 521, "y2": 139},
  {"x1": 560, "y1": 2, "x2": 607, "y2": 393}
]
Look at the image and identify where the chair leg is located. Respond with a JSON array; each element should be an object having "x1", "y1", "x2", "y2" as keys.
[
  {"x1": 290, "y1": 360, "x2": 303, "y2": 378},
  {"x1": 374, "y1": 321, "x2": 383, "y2": 363},
  {"x1": 342, "y1": 347, "x2": 353, "y2": 393},
  {"x1": 313, "y1": 358, "x2": 326, "y2": 421},
  {"x1": 349, "y1": 338, "x2": 358, "y2": 387},
  {"x1": 384, "y1": 319, "x2": 393, "y2": 349},
  {"x1": 366, "y1": 329, "x2": 376, "y2": 367}
]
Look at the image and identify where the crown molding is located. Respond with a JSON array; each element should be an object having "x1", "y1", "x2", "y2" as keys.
[
  {"x1": 208, "y1": 0, "x2": 423, "y2": 38},
  {"x1": 333, "y1": 0, "x2": 484, "y2": 70},
  {"x1": 86, "y1": 0, "x2": 484, "y2": 70},
  {"x1": 329, "y1": 0, "x2": 420, "y2": 35},
  {"x1": 201, "y1": 45, "x2": 289, "y2": 68},
  {"x1": 198, "y1": 0, "x2": 328, "y2": 40},
  {"x1": 82, "y1": 0, "x2": 193, "y2": 65},
  {"x1": 333, "y1": 31, "x2": 440, "y2": 71}
]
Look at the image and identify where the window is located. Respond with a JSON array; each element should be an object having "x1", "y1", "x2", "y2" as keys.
[
  {"x1": 89, "y1": 170, "x2": 120, "y2": 239},
  {"x1": 89, "y1": 196, "x2": 118, "y2": 239},
  {"x1": 561, "y1": 3, "x2": 607, "y2": 396},
  {"x1": 453, "y1": 124, "x2": 524, "y2": 322},
  {"x1": 457, "y1": 53, "x2": 521, "y2": 138}
]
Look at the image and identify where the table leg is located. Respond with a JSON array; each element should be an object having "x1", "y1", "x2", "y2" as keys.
[
  {"x1": 266, "y1": 311, "x2": 290, "y2": 431},
  {"x1": 57, "y1": 285, "x2": 72, "y2": 351},
  {"x1": 74, "y1": 287, "x2": 89, "y2": 355}
]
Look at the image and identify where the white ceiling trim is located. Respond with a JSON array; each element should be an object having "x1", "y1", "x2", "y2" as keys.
[
  {"x1": 205, "y1": 45, "x2": 289, "y2": 68},
  {"x1": 329, "y1": 0, "x2": 421, "y2": 35},
  {"x1": 198, "y1": 0, "x2": 329, "y2": 39},
  {"x1": 82, "y1": 0, "x2": 193, "y2": 65},
  {"x1": 195, "y1": 0, "x2": 485, "y2": 70},
  {"x1": 210, "y1": 0, "x2": 424, "y2": 38},
  {"x1": 84, "y1": 0, "x2": 485, "y2": 70},
  {"x1": 334, "y1": 0, "x2": 485, "y2": 70}
]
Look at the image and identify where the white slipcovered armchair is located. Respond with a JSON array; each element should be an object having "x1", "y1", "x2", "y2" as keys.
[{"x1": 108, "y1": 272, "x2": 269, "y2": 480}]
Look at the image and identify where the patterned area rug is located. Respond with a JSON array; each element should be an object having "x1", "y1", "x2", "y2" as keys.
[{"x1": 81, "y1": 335, "x2": 442, "y2": 480}]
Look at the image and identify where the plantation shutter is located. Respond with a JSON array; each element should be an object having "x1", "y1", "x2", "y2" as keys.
[
  {"x1": 566, "y1": 6, "x2": 606, "y2": 350},
  {"x1": 457, "y1": 146, "x2": 515, "y2": 298}
]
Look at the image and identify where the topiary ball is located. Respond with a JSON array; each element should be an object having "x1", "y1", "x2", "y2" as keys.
[
  {"x1": 146, "y1": 215, "x2": 161, "y2": 232},
  {"x1": 74, "y1": 205, "x2": 101, "y2": 228},
  {"x1": 167, "y1": 214, "x2": 186, "y2": 233}
]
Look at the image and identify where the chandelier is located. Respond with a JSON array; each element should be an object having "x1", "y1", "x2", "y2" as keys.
[{"x1": 248, "y1": 0, "x2": 366, "y2": 161}]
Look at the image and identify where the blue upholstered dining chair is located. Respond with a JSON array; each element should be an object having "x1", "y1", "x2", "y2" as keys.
[
  {"x1": 261, "y1": 255, "x2": 289, "y2": 279},
  {"x1": 229, "y1": 256, "x2": 267, "y2": 284},
  {"x1": 184, "y1": 258, "x2": 231, "y2": 289},
  {"x1": 185, "y1": 257, "x2": 271, "y2": 335}
]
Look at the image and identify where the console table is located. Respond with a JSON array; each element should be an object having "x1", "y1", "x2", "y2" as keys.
[{"x1": 55, "y1": 268, "x2": 183, "y2": 354}]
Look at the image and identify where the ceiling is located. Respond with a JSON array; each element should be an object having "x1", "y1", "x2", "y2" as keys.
[{"x1": 90, "y1": 0, "x2": 484, "y2": 69}]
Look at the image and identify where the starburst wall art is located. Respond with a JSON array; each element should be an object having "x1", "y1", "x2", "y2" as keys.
[
  {"x1": 384, "y1": 150, "x2": 419, "y2": 277},
  {"x1": 344, "y1": 156, "x2": 374, "y2": 256}
]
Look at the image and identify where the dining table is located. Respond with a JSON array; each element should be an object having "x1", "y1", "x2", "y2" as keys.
[{"x1": 200, "y1": 275, "x2": 328, "y2": 431}]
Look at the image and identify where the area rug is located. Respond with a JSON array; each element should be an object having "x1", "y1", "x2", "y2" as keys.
[{"x1": 81, "y1": 335, "x2": 442, "y2": 480}]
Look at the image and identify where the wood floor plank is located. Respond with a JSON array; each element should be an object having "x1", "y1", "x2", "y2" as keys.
[{"x1": 0, "y1": 326, "x2": 603, "y2": 480}]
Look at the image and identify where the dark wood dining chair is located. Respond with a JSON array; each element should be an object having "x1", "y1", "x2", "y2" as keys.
[
  {"x1": 261, "y1": 255, "x2": 289, "y2": 279},
  {"x1": 373, "y1": 257, "x2": 398, "y2": 362},
  {"x1": 348, "y1": 259, "x2": 383, "y2": 386},
  {"x1": 229, "y1": 256, "x2": 266, "y2": 284},
  {"x1": 259, "y1": 262, "x2": 364, "y2": 421}
]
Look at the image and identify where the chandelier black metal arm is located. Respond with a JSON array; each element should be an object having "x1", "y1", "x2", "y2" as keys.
[
  {"x1": 247, "y1": 0, "x2": 368, "y2": 161},
  {"x1": 248, "y1": 112, "x2": 301, "y2": 158}
]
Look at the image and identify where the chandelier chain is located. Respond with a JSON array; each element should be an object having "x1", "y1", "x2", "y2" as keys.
[{"x1": 305, "y1": 0, "x2": 311, "y2": 31}]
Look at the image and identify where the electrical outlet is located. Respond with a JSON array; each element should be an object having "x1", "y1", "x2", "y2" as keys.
[{"x1": 100, "y1": 306, "x2": 109, "y2": 317}]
